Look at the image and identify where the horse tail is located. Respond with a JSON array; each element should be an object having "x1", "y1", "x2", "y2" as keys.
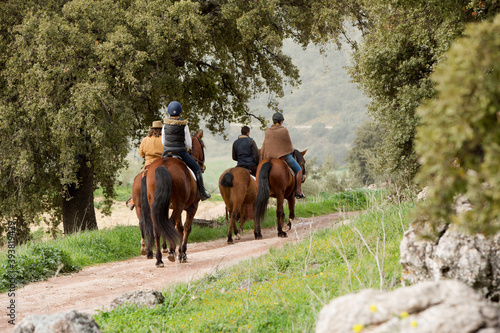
[
  {"x1": 255, "y1": 161, "x2": 272, "y2": 222},
  {"x1": 152, "y1": 166, "x2": 180, "y2": 245},
  {"x1": 220, "y1": 170, "x2": 234, "y2": 188},
  {"x1": 140, "y1": 175, "x2": 154, "y2": 245}
]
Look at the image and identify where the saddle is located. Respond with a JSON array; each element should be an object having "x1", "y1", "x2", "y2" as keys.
[
  {"x1": 162, "y1": 151, "x2": 183, "y2": 160},
  {"x1": 279, "y1": 156, "x2": 297, "y2": 177}
]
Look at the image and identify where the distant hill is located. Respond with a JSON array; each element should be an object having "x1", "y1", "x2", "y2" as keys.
[{"x1": 121, "y1": 40, "x2": 369, "y2": 190}]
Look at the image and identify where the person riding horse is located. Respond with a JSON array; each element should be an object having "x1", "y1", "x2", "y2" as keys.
[
  {"x1": 126, "y1": 120, "x2": 164, "y2": 209},
  {"x1": 161, "y1": 101, "x2": 211, "y2": 201},
  {"x1": 260, "y1": 112, "x2": 305, "y2": 199},
  {"x1": 232, "y1": 125, "x2": 260, "y2": 176}
]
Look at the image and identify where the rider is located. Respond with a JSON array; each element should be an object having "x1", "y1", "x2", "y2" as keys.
[
  {"x1": 161, "y1": 101, "x2": 211, "y2": 201},
  {"x1": 232, "y1": 125, "x2": 260, "y2": 176},
  {"x1": 260, "y1": 112, "x2": 305, "y2": 199},
  {"x1": 126, "y1": 120, "x2": 164, "y2": 209}
]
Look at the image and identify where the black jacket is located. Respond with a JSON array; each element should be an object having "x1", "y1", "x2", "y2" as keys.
[{"x1": 232, "y1": 135, "x2": 259, "y2": 167}]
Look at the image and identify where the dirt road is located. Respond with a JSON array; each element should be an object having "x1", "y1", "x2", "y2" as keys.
[{"x1": 1, "y1": 202, "x2": 357, "y2": 331}]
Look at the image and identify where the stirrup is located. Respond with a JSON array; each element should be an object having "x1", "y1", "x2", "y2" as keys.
[{"x1": 295, "y1": 191, "x2": 306, "y2": 199}]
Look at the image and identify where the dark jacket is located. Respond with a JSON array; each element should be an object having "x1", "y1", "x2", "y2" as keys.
[
  {"x1": 232, "y1": 135, "x2": 259, "y2": 167},
  {"x1": 162, "y1": 117, "x2": 188, "y2": 153}
]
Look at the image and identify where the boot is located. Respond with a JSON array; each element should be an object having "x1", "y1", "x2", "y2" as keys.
[
  {"x1": 295, "y1": 170, "x2": 306, "y2": 199},
  {"x1": 195, "y1": 171, "x2": 211, "y2": 201}
]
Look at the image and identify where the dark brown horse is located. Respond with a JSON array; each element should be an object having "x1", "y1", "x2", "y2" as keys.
[
  {"x1": 254, "y1": 149, "x2": 307, "y2": 238},
  {"x1": 219, "y1": 167, "x2": 256, "y2": 244},
  {"x1": 134, "y1": 131, "x2": 206, "y2": 266}
]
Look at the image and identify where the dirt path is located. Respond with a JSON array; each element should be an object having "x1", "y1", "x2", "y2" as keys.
[{"x1": 1, "y1": 203, "x2": 358, "y2": 331}]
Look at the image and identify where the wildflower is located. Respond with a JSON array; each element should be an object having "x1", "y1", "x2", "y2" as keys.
[
  {"x1": 353, "y1": 324, "x2": 364, "y2": 332},
  {"x1": 369, "y1": 304, "x2": 377, "y2": 313},
  {"x1": 400, "y1": 311, "x2": 409, "y2": 319},
  {"x1": 411, "y1": 320, "x2": 418, "y2": 328}
]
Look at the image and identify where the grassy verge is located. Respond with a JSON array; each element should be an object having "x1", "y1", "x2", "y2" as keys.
[
  {"x1": 0, "y1": 189, "x2": 373, "y2": 293},
  {"x1": 94, "y1": 199, "x2": 414, "y2": 332}
]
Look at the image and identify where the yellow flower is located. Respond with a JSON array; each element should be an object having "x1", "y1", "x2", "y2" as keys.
[
  {"x1": 370, "y1": 304, "x2": 377, "y2": 313},
  {"x1": 411, "y1": 320, "x2": 418, "y2": 328},
  {"x1": 400, "y1": 311, "x2": 409, "y2": 319},
  {"x1": 353, "y1": 324, "x2": 364, "y2": 332}
]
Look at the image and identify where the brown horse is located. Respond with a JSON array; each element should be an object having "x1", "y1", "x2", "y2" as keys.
[
  {"x1": 254, "y1": 149, "x2": 307, "y2": 239},
  {"x1": 134, "y1": 131, "x2": 206, "y2": 266},
  {"x1": 219, "y1": 167, "x2": 257, "y2": 244}
]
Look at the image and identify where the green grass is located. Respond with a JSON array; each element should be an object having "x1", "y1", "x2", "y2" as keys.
[
  {"x1": 0, "y1": 189, "x2": 370, "y2": 293},
  {"x1": 95, "y1": 199, "x2": 414, "y2": 332}
]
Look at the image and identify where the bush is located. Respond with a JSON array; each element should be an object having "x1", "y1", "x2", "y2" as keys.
[
  {"x1": 0, "y1": 244, "x2": 79, "y2": 291},
  {"x1": 415, "y1": 14, "x2": 500, "y2": 235}
]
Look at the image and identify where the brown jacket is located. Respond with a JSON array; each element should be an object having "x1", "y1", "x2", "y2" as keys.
[
  {"x1": 260, "y1": 124, "x2": 294, "y2": 160},
  {"x1": 138, "y1": 136, "x2": 163, "y2": 166}
]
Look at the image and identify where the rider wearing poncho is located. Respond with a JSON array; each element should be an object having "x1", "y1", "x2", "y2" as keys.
[{"x1": 260, "y1": 112, "x2": 305, "y2": 198}]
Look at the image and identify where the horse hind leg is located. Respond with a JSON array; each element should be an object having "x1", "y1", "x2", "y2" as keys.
[
  {"x1": 155, "y1": 235, "x2": 164, "y2": 267},
  {"x1": 276, "y1": 197, "x2": 287, "y2": 238}
]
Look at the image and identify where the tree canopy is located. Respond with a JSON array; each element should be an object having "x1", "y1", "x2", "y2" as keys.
[
  {"x1": 415, "y1": 13, "x2": 500, "y2": 236},
  {"x1": 0, "y1": 0, "x2": 364, "y2": 241},
  {"x1": 348, "y1": 0, "x2": 499, "y2": 187}
]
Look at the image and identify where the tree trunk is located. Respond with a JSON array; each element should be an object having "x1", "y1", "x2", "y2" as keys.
[{"x1": 62, "y1": 155, "x2": 98, "y2": 234}]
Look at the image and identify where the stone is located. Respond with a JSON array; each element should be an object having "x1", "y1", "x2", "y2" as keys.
[
  {"x1": 13, "y1": 310, "x2": 101, "y2": 333},
  {"x1": 110, "y1": 290, "x2": 165, "y2": 310},
  {"x1": 315, "y1": 280, "x2": 500, "y2": 333},
  {"x1": 400, "y1": 224, "x2": 500, "y2": 301}
]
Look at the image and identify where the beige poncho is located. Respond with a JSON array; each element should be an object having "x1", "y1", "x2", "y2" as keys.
[{"x1": 260, "y1": 124, "x2": 294, "y2": 160}]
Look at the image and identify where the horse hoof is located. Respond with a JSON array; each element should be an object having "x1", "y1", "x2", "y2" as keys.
[
  {"x1": 227, "y1": 239, "x2": 234, "y2": 244},
  {"x1": 255, "y1": 234, "x2": 262, "y2": 240},
  {"x1": 235, "y1": 234, "x2": 241, "y2": 241},
  {"x1": 156, "y1": 262, "x2": 164, "y2": 268},
  {"x1": 178, "y1": 254, "x2": 187, "y2": 263},
  {"x1": 147, "y1": 252, "x2": 154, "y2": 259},
  {"x1": 141, "y1": 248, "x2": 147, "y2": 256},
  {"x1": 162, "y1": 248, "x2": 169, "y2": 254},
  {"x1": 278, "y1": 232, "x2": 288, "y2": 238},
  {"x1": 167, "y1": 253, "x2": 175, "y2": 262}
]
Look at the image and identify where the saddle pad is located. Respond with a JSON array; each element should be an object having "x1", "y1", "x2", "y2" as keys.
[{"x1": 250, "y1": 175, "x2": 256, "y2": 181}]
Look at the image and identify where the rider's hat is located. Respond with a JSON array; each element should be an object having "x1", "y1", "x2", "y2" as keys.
[
  {"x1": 272, "y1": 112, "x2": 284, "y2": 123},
  {"x1": 167, "y1": 101, "x2": 183, "y2": 116},
  {"x1": 151, "y1": 120, "x2": 163, "y2": 129}
]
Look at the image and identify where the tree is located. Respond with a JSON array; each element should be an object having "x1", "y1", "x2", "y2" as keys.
[
  {"x1": 415, "y1": 13, "x2": 500, "y2": 236},
  {"x1": 346, "y1": 120, "x2": 384, "y2": 186},
  {"x1": 0, "y1": 0, "x2": 366, "y2": 240},
  {"x1": 348, "y1": 0, "x2": 499, "y2": 187}
]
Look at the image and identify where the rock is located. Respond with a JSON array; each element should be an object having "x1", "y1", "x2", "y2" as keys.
[
  {"x1": 110, "y1": 290, "x2": 165, "y2": 310},
  {"x1": 400, "y1": 224, "x2": 500, "y2": 301},
  {"x1": 315, "y1": 280, "x2": 500, "y2": 333},
  {"x1": 13, "y1": 310, "x2": 101, "y2": 333}
]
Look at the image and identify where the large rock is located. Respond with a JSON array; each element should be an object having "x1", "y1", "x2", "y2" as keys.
[
  {"x1": 316, "y1": 280, "x2": 500, "y2": 333},
  {"x1": 400, "y1": 224, "x2": 500, "y2": 301},
  {"x1": 13, "y1": 310, "x2": 101, "y2": 333},
  {"x1": 110, "y1": 290, "x2": 165, "y2": 310}
]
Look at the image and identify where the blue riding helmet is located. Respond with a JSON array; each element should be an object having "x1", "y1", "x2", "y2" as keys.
[{"x1": 167, "y1": 101, "x2": 183, "y2": 116}]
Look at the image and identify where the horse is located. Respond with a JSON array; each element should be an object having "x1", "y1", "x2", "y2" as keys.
[
  {"x1": 132, "y1": 131, "x2": 206, "y2": 266},
  {"x1": 254, "y1": 149, "x2": 307, "y2": 239},
  {"x1": 219, "y1": 167, "x2": 257, "y2": 244}
]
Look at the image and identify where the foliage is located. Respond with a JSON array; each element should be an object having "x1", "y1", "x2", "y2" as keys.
[
  {"x1": 0, "y1": 244, "x2": 79, "y2": 291},
  {"x1": 94, "y1": 200, "x2": 414, "y2": 332},
  {"x1": 415, "y1": 14, "x2": 500, "y2": 236},
  {"x1": 348, "y1": 0, "x2": 499, "y2": 187},
  {"x1": 0, "y1": 0, "x2": 364, "y2": 237},
  {"x1": 346, "y1": 120, "x2": 384, "y2": 186}
]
